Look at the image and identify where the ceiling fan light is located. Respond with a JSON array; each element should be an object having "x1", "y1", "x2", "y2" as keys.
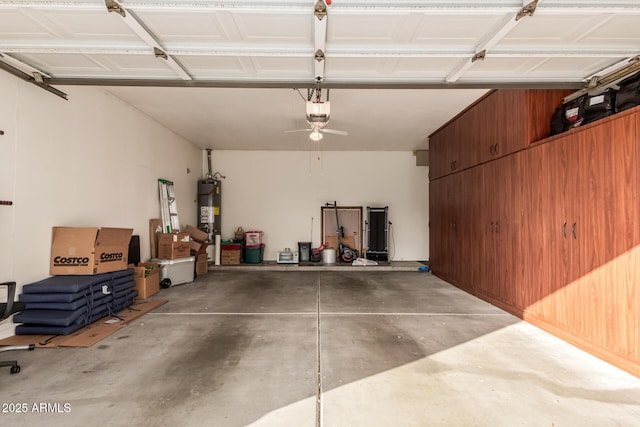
[{"x1": 309, "y1": 129, "x2": 323, "y2": 141}]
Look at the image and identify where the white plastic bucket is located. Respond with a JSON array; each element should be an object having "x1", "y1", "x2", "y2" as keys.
[{"x1": 322, "y1": 248, "x2": 336, "y2": 264}]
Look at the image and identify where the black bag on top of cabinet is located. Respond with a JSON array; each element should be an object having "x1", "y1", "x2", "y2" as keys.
[
  {"x1": 582, "y1": 88, "x2": 615, "y2": 125},
  {"x1": 615, "y1": 71, "x2": 640, "y2": 112},
  {"x1": 550, "y1": 95, "x2": 586, "y2": 135},
  {"x1": 550, "y1": 107, "x2": 565, "y2": 135}
]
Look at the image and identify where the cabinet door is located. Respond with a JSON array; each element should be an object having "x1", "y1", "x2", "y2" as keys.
[
  {"x1": 462, "y1": 91, "x2": 529, "y2": 166},
  {"x1": 429, "y1": 179, "x2": 445, "y2": 275},
  {"x1": 429, "y1": 135, "x2": 448, "y2": 180},
  {"x1": 512, "y1": 144, "x2": 549, "y2": 311},
  {"x1": 494, "y1": 155, "x2": 516, "y2": 306},
  {"x1": 429, "y1": 126, "x2": 463, "y2": 180},
  {"x1": 476, "y1": 157, "x2": 516, "y2": 305},
  {"x1": 572, "y1": 114, "x2": 638, "y2": 356},
  {"x1": 430, "y1": 178, "x2": 456, "y2": 281},
  {"x1": 635, "y1": 113, "x2": 640, "y2": 361},
  {"x1": 444, "y1": 174, "x2": 460, "y2": 284},
  {"x1": 541, "y1": 134, "x2": 581, "y2": 326},
  {"x1": 458, "y1": 167, "x2": 482, "y2": 291},
  {"x1": 476, "y1": 163, "x2": 496, "y2": 298}
]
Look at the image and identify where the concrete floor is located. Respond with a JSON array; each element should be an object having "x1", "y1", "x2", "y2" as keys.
[{"x1": 1, "y1": 270, "x2": 639, "y2": 427}]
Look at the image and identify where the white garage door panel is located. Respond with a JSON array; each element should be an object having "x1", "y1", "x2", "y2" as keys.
[
  {"x1": 464, "y1": 57, "x2": 619, "y2": 80},
  {"x1": 42, "y1": 9, "x2": 139, "y2": 40},
  {"x1": 499, "y1": 14, "x2": 640, "y2": 49},
  {"x1": 0, "y1": 10, "x2": 54, "y2": 38},
  {"x1": 11, "y1": 52, "x2": 178, "y2": 78}
]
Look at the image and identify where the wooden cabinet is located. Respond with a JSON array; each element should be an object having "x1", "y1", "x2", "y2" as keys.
[
  {"x1": 429, "y1": 89, "x2": 569, "y2": 180},
  {"x1": 429, "y1": 95, "x2": 640, "y2": 376},
  {"x1": 528, "y1": 112, "x2": 640, "y2": 362},
  {"x1": 429, "y1": 168, "x2": 478, "y2": 292}
]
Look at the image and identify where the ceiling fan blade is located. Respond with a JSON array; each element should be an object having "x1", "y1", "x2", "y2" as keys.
[
  {"x1": 284, "y1": 129, "x2": 314, "y2": 133},
  {"x1": 322, "y1": 128, "x2": 349, "y2": 136}
]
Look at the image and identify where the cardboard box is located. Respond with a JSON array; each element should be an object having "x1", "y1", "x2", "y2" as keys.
[
  {"x1": 183, "y1": 224, "x2": 209, "y2": 243},
  {"x1": 157, "y1": 233, "x2": 191, "y2": 260},
  {"x1": 221, "y1": 249, "x2": 241, "y2": 265},
  {"x1": 149, "y1": 218, "x2": 163, "y2": 259},
  {"x1": 183, "y1": 224, "x2": 210, "y2": 259},
  {"x1": 196, "y1": 254, "x2": 209, "y2": 275},
  {"x1": 133, "y1": 262, "x2": 162, "y2": 299},
  {"x1": 189, "y1": 240, "x2": 209, "y2": 255},
  {"x1": 50, "y1": 227, "x2": 133, "y2": 275}
]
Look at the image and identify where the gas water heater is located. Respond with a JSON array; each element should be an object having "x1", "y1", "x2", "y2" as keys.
[{"x1": 197, "y1": 149, "x2": 222, "y2": 242}]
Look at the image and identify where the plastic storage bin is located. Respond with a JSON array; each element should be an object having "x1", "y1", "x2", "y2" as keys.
[
  {"x1": 151, "y1": 256, "x2": 195, "y2": 287},
  {"x1": 244, "y1": 244, "x2": 264, "y2": 264},
  {"x1": 244, "y1": 231, "x2": 263, "y2": 247}
]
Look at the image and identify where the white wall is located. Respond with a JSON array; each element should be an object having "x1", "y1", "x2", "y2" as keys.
[
  {"x1": 211, "y1": 150, "x2": 429, "y2": 261},
  {"x1": 0, "y1": 72, "x2": 202, "y2": 290}
]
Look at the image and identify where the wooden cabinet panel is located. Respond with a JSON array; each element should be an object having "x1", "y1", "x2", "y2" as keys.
[
  {"x1": 429, "y1": 124, "x2": 463, "y2": 180},
  {"x1": 572, "y1": 114, "x2": 638, "y2": 358},
  {"x1": 540, "y1": 133, "x2": 581, "y2": 326},
  {"x1": 475, "y1": 157, "x2": 517, "y2": 306},
  {"x1": 429, "y1": 177, "x2": 458, "y2": 283},
  {"x1": 458, "y1": 167, "x2": 482, "y2": 290},
  {"x1": 428, "y1": 134, "x2": 448, "y2": 181},
  {"x1": 511, "y1": 146, "x2": 548, "y2": 310},
  {"x1": 429, "y1": 178, "x2": 445, "y2": 277},
  {"x1": 525, "y1": 90, "x2": 572, "y2": 143},
  {"x1": 635, "y1": 113, "x2": 640, "y2": 361}
]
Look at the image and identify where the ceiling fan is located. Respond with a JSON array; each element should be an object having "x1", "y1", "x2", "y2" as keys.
[{"x1": 285, "y1": 88, "x2": 349, "y2": 141}]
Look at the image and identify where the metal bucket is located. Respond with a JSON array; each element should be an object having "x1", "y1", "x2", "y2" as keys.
[{"x1": 321, "y1": 248, "x2": 336, "y2": 264}]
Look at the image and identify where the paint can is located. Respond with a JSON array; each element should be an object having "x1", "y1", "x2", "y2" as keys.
[{"x1": 321, "y1": 248, "x2": 336, "y2": 264}]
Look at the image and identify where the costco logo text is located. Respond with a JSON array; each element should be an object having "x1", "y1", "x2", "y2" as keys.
[
  {"x1": 53, "y1": 256, "x2": 90, "y2": 266},
  {"x1": 100, "y1": 252, "x2": 123, "y2": 262}
]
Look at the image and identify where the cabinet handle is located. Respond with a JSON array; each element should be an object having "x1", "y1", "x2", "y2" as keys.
[
  {"x1": 494, "y1": 144, "x2": 499, "y2": 155},
  {"x1": 495, "y1": 222, "x2": 499, "y2": 234},
  {"x1": 489, "y1": 222, "x2": 494, "y2": 233},
  {"x1": 572, "y1": 222, "x2": 577, "y2": 239},
  {"x1": 562, "y1": 222, "x2": 567, "y2": 239},
  {"x1": 489, "y1": 145, "x2": 494, "y2": 155},
  {"x1": 450, "y1": 161, "x2": 454, "y2": 171}
]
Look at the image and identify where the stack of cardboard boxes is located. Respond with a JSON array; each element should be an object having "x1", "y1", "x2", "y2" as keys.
[
  {"x1": 50, "y1": 226, "x2": 162, "y2": 300},
  {"x1": 183, "y1": 225, "x2": 210, "y2": 276},
  {"x1": 157, "y1": 232, "x2": 191, "y2": 260},
  {"x1": 148, "y1": 220, "x2": 211, "y2": 288}
]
